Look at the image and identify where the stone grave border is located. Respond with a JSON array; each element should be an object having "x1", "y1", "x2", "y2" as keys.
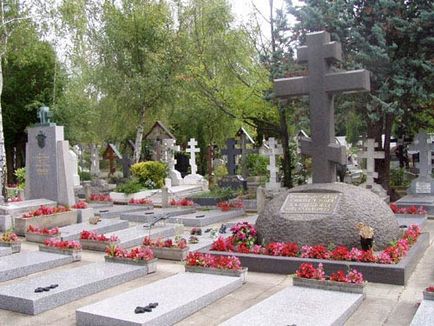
[{"x1": 200, "y1": 232, "x2": 429, "y2": 285}]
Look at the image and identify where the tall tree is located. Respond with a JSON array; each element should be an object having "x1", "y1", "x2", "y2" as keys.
[{"x1": 287, "y1": 0, "x2": 434, "y2": 190}]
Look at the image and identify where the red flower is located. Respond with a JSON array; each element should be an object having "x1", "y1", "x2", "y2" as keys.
[
  {"x1": 330, "y1": 246, "x2": 350, "y2": 261},
  {"x1": 330, "y1": 270, "x2": 347, "y2": 282},
  {"x1": 72, "y1": 201, "x2": 88, "y2": 209}
]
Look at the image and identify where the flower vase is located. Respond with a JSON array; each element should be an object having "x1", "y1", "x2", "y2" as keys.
[{"x1": 360, "y1": 237, "x2": 373, "y2": 250}]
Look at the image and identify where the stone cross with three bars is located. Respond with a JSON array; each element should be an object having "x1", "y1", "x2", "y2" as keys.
[
  {"x1": 358, "y1": 138, "x2": 385, "y2": 187},
  {"x1": 265, "y1": 137, "x2": 283, "y2": 191},
  {"x1": 162, "y1": 139, "x2": 179, "y2": 171},
  {"x1": 274, "y1": 31, "x2": 371, "y2": 183},
  {"x1": 186, "y1": 138, "x2": 200, "y2": 175},
  {"x1": 410, "y1": 131, "x2": 434, "y2": 178},
  {"x1": 221, "y1": 138, "x2": 241, "y2": 175}
]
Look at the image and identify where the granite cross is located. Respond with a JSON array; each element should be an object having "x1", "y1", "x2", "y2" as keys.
[
  {"x1": 162, "y1": 139, "x2": 180, "y2": 171},
  {"x1": 409, "y1": 131, "x2": 434, "y2": 178},
  {"x1": 358, "y1": 139, "x2": 385, "y2": 187},
  {"x1": 221, "y1": 138, "x2": 241, "y2": 175},
  {"x1": 37, "y1": 106, "x2": 53, "y2": 125},
  {"x1": 186, "y1": 138, "x2": 200, "y2": 175},
  {"x1": 265, "y1": 137, "x2": 283, "y2": 191},
  {"x1": 274, "y1": 31, "x2": 370, "y2": 183}
]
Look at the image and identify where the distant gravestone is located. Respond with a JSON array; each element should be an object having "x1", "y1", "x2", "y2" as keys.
[
  {"x1": 235, "y1": 128, "x2": 255, "y2": 178},
  {"x1": 69, "y1": 149, "x2": 81, "y2": 187},
  {"x1": 408, "y1": 131, "x2": 434, "y2": 194},
  {"x1": 264, "y1": 138, "x2": 283, "y2": 191},
  {"x1": 274, "y1": 31, "x2": 370, "y2": 183},
  {"x1": 221, "y1": 138, "x2": 241, "y2": 175},
  {"x1": 89, "y1": 144, "x2": 100, "y2": 177},
  {"x1": 145, "y1": 121, "x2": 175, "y2": 161},
  {"x1": 256, "y1": 31, "x2": 401, "y2": 249},
  {"x1": 162, "y1": 139, "x2": 183, "y2": 186},
  {"x1": 24, "y1": 107, "x2": 75, "y2": 206},
  {"x1": 184, "y1": 138, "x2": 208, "y2": 190}
]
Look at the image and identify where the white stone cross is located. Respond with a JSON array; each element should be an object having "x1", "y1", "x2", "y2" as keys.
[
  {"x1": 409, "y1": 131, "x2": 434, "y2": 177},
  {"x1": 358, "y1": 139, "x2": 385, "y2": 186},
  {"x1": 265, "y1": 137, "x2": 283, "y2": 191},
  {"x1": 162, "y1": 139, "x2": 180, "y2": 171},
  {"x1": 186, "y1": 138, "x2": 200, "y2": 175}
]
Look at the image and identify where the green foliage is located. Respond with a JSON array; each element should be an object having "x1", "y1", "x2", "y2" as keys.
[
  {"x1": 245, "y1": 153, "x2": 268, "y2": 176},
  {"x1": 14, "y1": 168, "x2": 25, "y2": 190},
  {"x1": 190, "y1": 187, "x2": 235, "y2": 200},
  {"x1": 130, "y1": 161, "x2": 167, "y2": 189},
  {"x1": 390, "y1": 168, "x2": 411, "y2": 188},
  {"x1": 213, "y1": 165, "x2": 228, "y2": 179},
  {"x1": 115, "y1": 178, "x2": 144, "y2": 194},
  {"x1": 78, "y1": 170, "x2": 91, "y2": 181}
]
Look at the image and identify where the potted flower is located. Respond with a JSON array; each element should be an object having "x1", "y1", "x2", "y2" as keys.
[
  {"x1": 184, "y1": 252, "x2": 248, "y2": 283},
  {"x1": 293, "y1": 263, "x2": 366, "y2": 294},
  {"x1": 39, "y1": 238, "x2": 82, "y2": 261},
  {"x1": 0, "y1": 229, "x2": 21, "y2": 253},
  {"x1": 15, "y1": 205, "x2": 77, "y2": 236},
  {"x1": 357, "y1": 223, "x2": 374, "y2": 250},
  {"x1": 142, "y1": 236, "x2": 189, "y2": 261},
  {"x1": 89, "y1": 193, "x2": 113, "y2": 204},
  {"x1": 79, "y1": 230, "x2": 120, "y2": 251},
  {"x1": 105, "y1": 244, "x2": 158, "y2": 273},
  {"x1": 390, "y1": 203, "x2": 428, "y2": 219},
  {"x1": 423, "y1": 286, "x2": 434, "y2": 300},
  {"x1": 128, "y1": 198, "x2": 153, "y2": 206},
  {"x1": 72, "y1": 201, "x2": 94, "y2": 223},
  {"x1": 25, "y1": 225, "x2": 61, "y2": 243}
]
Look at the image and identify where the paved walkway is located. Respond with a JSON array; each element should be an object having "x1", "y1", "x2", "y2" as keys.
[{"x1": 0, "y1": 218, "x2": 432, "y2": 326}]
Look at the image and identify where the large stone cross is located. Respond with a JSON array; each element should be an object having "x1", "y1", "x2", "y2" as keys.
[
  {"x1": 37, "y1": 106, "x2": 53, "y2": 125},
  {"x1": 186, "y1": 138, "x2": 200, "y2": 175},
  {"x1": 409, "y1": 131, "x2": 434, "y2": 177},
  {"x1": 221, "y1": 138, "x2": 241, "y2": 175},
  {"x1": 162, "y1": 139, "x2": 179, "y2": 171},
  {"x1": 274, "y1": 31, "x2": 370, "y2": 183},
  {"x1": 265, "y1": 137, "x2": 283, "y2": 191},
  {"x1": 358, "y1": 139, "x2": 385, "y2": 186}
]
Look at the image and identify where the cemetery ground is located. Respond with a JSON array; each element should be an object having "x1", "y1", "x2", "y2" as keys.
[{"x1": 0, "y1": 212, "x2": 433, "y2": 325}]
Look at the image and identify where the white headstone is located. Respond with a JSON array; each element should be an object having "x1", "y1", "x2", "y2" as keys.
[
  {"x1": 264, "y1": 138, "x2": 283, "y2": 191},
  {"x1": 186, "y1": 138, "x2": 200, "y2": 175},
  {"x1": 162, "y1": 139, "x2": 183, "y2": 187},
  {"x1": 90, "y1": 144, "x2": 100, "y2": 177},
  {"x1": 357, "y1": 139, "x2": 385, "y2": 187},
  {"x1": 69, "y1": 149, "x2": 81, "y2": 187}
]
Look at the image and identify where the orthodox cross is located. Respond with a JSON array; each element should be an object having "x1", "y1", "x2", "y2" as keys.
[
  {"x1": 221, "y1": 138, "x2": 241, "y2": 175},
  {"x1": 274, "y1": 31, "x2": 370, "y2": 183},
  {"x1": 186, "y1": 138, "x2": 200, "y2": 175},
  {"x1": 265, "y1": 137, "x2": 283, "y2": 191},
  {"x1": 409, "y1": 131, "x2": 434, "y2": 177},
  {"x1": 162, "y1": 139, "x2": 179, "y2": 171},
  {"x1": 358, "y1": 139, "x2": 385, "y2": 187}
]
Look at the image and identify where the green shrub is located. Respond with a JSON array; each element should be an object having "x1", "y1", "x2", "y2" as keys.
[
  {"x1": 214, "y1": 165, "x2": 228, "y2": 179},
  {"x1": 390, "y1": 168, "x2": 411, "y2": 188},
  {"x1": 130, "y1": 161, "x2": 167, "y2": 189},
  {"x1": 14, "y1": 168, "x2": 25, "y2": 190},
  {"x1": 115, "y1": 178, "x2": 144, "y2": 194},
  {"x1": 246, "y1": 153, "x2": 268, "y2": 176},
  {"x1": 191, "y1": 187, "x2": 236, "y2": 199},
  {"x1": 79, "y1": 171, "x2": 91, "y2": 181}
]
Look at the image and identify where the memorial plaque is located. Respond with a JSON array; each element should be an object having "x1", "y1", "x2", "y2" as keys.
[
  {"x1": 415, "y1": 182, "x2": 432, "y2": 194},
  {"x1": 280, "y1": 193, "x2": 341, "y2": 215}
]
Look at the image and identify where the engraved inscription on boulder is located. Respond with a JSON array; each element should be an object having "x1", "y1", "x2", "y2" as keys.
[
  {"x1": 415, "y1": 182, "x2": 431, "y2": 194},
  {"x1": 280, "y1": 193, "x2": 340, "y2": 215}
]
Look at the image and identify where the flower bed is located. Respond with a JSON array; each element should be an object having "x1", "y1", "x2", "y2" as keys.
[
  {"x1": 72, "y1": 201, "x2": 94, "y2": 223},
  {"x1": 25, "y1": 225, "x2": 60, "y2": 243},
  {"x1": 293, "y1": 263, "x2": 365, "y2": 294},
  {"x1": 184, "y1": 252, "x2": 248, "y2": 283},
  {"x1": 89, "y1": 194, "x2": 113, "y2": 203},
  {"x1": 210, "y1": 222, "x2": 421, "y2": 265},
  {"x1": 14, "y1": 205, "x2": 77, "y2": 236},
  {"x1": 424, "y1": 286, "x2": 434, "y2": 300},
  {"x1": 128, "y1": 198, "x2": 153, "y2": 206},
  {"x1": 142, "y1": 237, "x2": 189, "y2": 261},
  {"x1": 0, "y1": 230, "x2": 20, "y2": 253},
  {"x1": 105, "y1": 245, "x2": 157, "y2": 272},
  {"x1": 390, "y1": 203, "x2": 427, "y2": 215},
  {"x1": 217, "y1": 199, "x2": 244, "y2": 212},
  {"x1": 170, "y1": 198, "x2": 194, "y2": 207},
  {"x1": 39, "y1": 238, "x2": 81, "y2": 261},
  {"x1": 79, "y1": 230, "x2": 119, "y2": 251}
]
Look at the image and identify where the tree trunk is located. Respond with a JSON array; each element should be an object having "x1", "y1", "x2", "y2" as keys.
[
  {"x1": 133, "y1": 108, "x2": 146, "y2": 163},
  {"x1": 378, "y1": 113, "x2": 393, "y2": 192},
  {"x1": 0, "y1": 58, "x2": 7, "y2": 199},
  {"x1": 279, "y1": 103, "x2": 292, "y2": 188}
]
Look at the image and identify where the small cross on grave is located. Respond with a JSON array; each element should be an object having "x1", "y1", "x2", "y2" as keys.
[
  {"x1": 409, "y1": 131, "x2": 434, "y2": 178},
  {"x1": 358, "y1": 139, "x2": 385, "y2": 187},
  {"x1": 221, "y1": 138, "x2": 241, "y2": 175},
  {"x1": 265, "y1": 137, "x2": 283, "y2": 191},
  {"x1": 186, "y1": 138, "x2": 200, "y2": 175},
  {"x1": 162, "y1": 139, "x2": 180, "y2": 171},
  {"x1": 274, "y1": 31, "x2": 370, "y2": 183},
  {"x1": 37, "y1": 106, "x2": 54, "y2": 125}
]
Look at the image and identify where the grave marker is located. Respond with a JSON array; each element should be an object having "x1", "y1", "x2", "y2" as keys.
[
  {"x1": 235, "y1": 128, "x2": 255, "y2": 178},
  {"x1": 162, "y1": 139, "x2": 183, "y2": 186},
  {"x1": 221, "y1": 138, "x2": 241, "y2": 175},
  {"x1": 186, "y1": 138, "x2": 200, "y2": 175},
  {"x1": 274, "y1": 31, "x2": 370, "y2": 183},
  {"x1": 409, "y1": 131, "x2": 434, "y2": 189},
  {"x1": 264, "y1": 137, "x2": 283, "y2": 191},
  {"x1": 358, "y1": 139, "x2": 385, "y2": 187}
]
